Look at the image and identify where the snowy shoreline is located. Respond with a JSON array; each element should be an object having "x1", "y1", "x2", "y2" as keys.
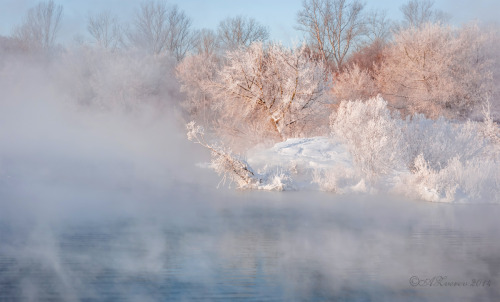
[{"x1": 192, "y1": 98, "x2": 500, "y2": 204}]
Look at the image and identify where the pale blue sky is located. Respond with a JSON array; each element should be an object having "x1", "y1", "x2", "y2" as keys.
[{"x1": 0, "y1": 0, "x2": 498, "y2": 45}]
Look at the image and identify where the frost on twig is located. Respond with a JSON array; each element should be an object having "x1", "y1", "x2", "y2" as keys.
[
  {"x1": 186, "y1": 121, "x2": 260, "y2": 189},
  {"x1": 481, "y1": 100, "x2": 500, "y2": 145}
]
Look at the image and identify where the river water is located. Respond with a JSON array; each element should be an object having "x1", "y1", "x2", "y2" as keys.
[{"x1": 1, "y1": 186, "x2": 498, "y2": 301}]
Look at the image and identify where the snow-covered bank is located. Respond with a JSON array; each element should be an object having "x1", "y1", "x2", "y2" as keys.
[
  {"x1": 249, "y1": 136, "x2": 499, "y2": 203},
  {"x1": 194, "y1": 97, "x2": 500, "y2": 204},
  {"x1": 247, "y1": 137, "x2": 356, "y2": 191}
]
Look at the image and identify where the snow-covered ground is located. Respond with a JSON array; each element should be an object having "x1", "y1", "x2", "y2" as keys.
[
  {"x1": 246, "y1": 136, "x2": 382, "y2": 193},
  {"x1": 248, "y1": 136, "x2": 352, "y2": 171},
  {"x1": 247, "y1": 137, "x2": 355, "y2": 191},
  {"x1": 242, "y1": 133, "x2": 500, "y2": 204}
]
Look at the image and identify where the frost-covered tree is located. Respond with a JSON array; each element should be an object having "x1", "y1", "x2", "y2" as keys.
[
  {"x1": 188, "y1": 42, "x2": 329, "y2": 142},
  {"x1": 482, "y1": 26, "x2": 500, "y2": 121},
  {"x1": 297, "y1": 0, "x2": 365, "y2": 70},
  {"x1": 377, "y1": 23, "x2": 493, "y2": 118},
  {"x1": 217, "y1": 16, "x2": 269, "y2": 51},
  {"x1": 176, "y1": 52, "x2": 220, "y2": 125},
  {"x1": 13, "y1": 0, "x2": 63, "y2": 50}
]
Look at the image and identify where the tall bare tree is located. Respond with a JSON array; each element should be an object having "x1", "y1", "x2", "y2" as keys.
[
  {"x1": 13, "y1": 0, "x2": 63, "y2": 50},
  {"x1": 400, "y1": 0, "x2": 449, "y2": 28},
  {"x1": 165, "y1": 5, "x2": 195, "y2": 61},
  {"x1": 87, "y1": 11, "x2": 122, "y2": 49},
  {"x1": 193, "y1": 28, "x2": 220, "y2": 56},
  {"x1": 217, "y1": 16, "x2": 269, "y2": 51},
  {"x1": 365, "y1": 10, "x2": 393, "y2": 43},
  {"x1": 297, "y1": 0, "x2": 365, "y2": 70},
  {"x1": 128, "y1": 0, "x2": 194, "y2": 60}
]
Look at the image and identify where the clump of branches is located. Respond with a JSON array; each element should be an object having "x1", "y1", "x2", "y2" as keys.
[
  {"x1": 186, "y1": 121, "x2": 260, "y2": 188},
  {"x1": 217, "y1": 15, "x2": 269, "y2": 51}
]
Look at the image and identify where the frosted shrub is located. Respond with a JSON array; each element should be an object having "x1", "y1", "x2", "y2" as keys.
[
  {"x1": 330, "y1": 96, "x2": 406, "y2": 179},
  {"x1": 407, "y1": 154, "x2": 459, "y2": 202},
  {"x1": 406, "y1": 154, "x2": 500, "y2": 202},
  {"x1": 330, "y1": 96, "x2": 500, "y2": 202},
  {"x1": 312, "y1": 165, "x2": 361, "y2": 193},
  {"x1": 403, "y1": 103, "x2": 500, "y2": 202},
  {"x1": 331, "y1": 64, "x2": 378, "y2": 103},
  {"x1": 404, "y1": 115, "x2": 488, "y2": 171},
  {"x1": 480, "y1": 101, "x2": 500, "y2": 154},
  {"x1": 259, "y1": 169, "x2": 294, "y2": 191}
]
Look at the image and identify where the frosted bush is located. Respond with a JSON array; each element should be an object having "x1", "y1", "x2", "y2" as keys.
[
  {"x1": 402, "y1": 154, "x2": 500, "y2": 203},
  {"x1": 331, "y1": 64, "x2": 378, "y2": 103},
  {"x1": 330, "y1": 96, "x2": 406, "y2": 180},
  {"x1": 259, "y1": 169, "x2": 295, "y2": 191},
  {"x1": 377, "y1": 23, "x2": 493, "y2": 119},
  {"x1": 312, "y1": 165, "x2": 360, "y2": 193},
  {"x1": 404, "y1": 115, "x2": 488, "y2": 171},
  {"x1": 480, "y1": 101, "x2": 500, "y2": 155},
  {"x1": 330, "y1": 96, "x2": 500, "y2": 202}
]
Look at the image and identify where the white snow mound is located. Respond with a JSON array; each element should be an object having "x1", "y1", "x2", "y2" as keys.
[{"x1": 248, "y1": 136, "x2": 352, "y2": 171}]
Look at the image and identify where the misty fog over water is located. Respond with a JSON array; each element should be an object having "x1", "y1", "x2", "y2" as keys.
[{"x1": 1, "y1": 188, "x2": 500, "y2": 301}]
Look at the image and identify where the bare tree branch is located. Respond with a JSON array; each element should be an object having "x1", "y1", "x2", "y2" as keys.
[
  {"x1": 87, "y1": 11, "x2": 122, "y2": 49},
  {"x1": 217, "y1": 16, "x2": 269, "y2": 51},
  {"x1": 13, "y1": 0, "x2": 63, "y2": 50},
  {"x1": 128, "y1": 0, "x2": 194, "y2": 60},
  {"x1": 193, "y1": 28, "x2": 220, "y2": 56},
  {"x1": 400, "y1": 0, "x2": 450, "y2": 28},
  {"x1": 365, "y1": 10, "x2": 393, "y2": 43}
]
